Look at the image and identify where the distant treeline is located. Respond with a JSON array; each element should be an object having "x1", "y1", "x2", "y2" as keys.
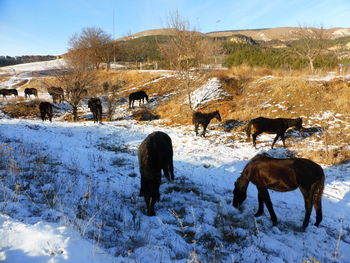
[{"x1": 0, "y1": 55, "x2": 56, "y2": 67}]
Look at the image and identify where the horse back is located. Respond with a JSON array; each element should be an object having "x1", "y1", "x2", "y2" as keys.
[
  {"x1": 250, "y1": 117, "x2": 288, "y2": 134},
  {"x1": 244, "y1": 155, "x2": 323, "y2": 192},
  {"x1": 138, "y1": 131, "x2": 173, "y2": 180}
]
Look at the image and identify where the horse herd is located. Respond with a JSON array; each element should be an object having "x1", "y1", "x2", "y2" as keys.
[
  {"x1": 139, "y1": 114, "x2": 324, "y2": 231},
  {"x1": 1, "y1": 85, "x2": 325, "y2": 230}
]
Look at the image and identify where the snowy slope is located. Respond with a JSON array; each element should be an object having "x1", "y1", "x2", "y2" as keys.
[{"x1": 0, "y1": 118, "x2": 349, "y2": 263}]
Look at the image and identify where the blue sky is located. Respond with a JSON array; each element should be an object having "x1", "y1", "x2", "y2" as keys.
[{"x1": 1, "y1": 0, "x2": 350, "y2": 56}]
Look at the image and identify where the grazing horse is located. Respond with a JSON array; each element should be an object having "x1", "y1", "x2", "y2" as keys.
[
  {"x1": 246, "y1": 117, "x2": 302, "y2": 148},
  {"x1": 0, "y1": 88, "x2": 18, "y2": 98},
  {"x1": 39, "y1": 102, "x2": 53, "y2": 122},
  {"x1": 129, "y1": 90, "x2": 149, "y2": 108},
  {"x1": 48, "y1": 86, "x2": 64, "y2": 103},
  {"x1": 192, "y1": 110, "x2": 222, "y2": 137},
  {"x1": 24, "y1": 88, "x2": 38, "y2": 98},
  {"x1": 233, "y1": 154, "x2": 324, "y2": 230},
  {"x1": 138, "y1": 131, "x2": 174, "y2": 216},
  {"x1": 87, "y1": 97, "x2": 102, "y2": 123}
]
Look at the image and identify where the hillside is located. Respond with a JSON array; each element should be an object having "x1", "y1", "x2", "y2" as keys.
[{"x1": 119, "y1": 27, "x2": 350, "y2": 42}]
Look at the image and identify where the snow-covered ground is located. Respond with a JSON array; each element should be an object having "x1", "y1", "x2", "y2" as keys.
[{"x1": 0, "y1": 62, "x2": 350, "y2": 262}]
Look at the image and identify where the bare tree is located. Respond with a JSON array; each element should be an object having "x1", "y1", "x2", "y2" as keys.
[
  {"x1": 67, "y1": 27, "x2": 113, "y2": 70},
  {"x1": 291, "y1": 25, "x2": 331, "y2": 73},
  {"x1": 102, "y1": 80, "x2": 126, "y2": 121},
  {"x1": 159, "y1": 11, "x2": 213, "y2": 110},
  {"x1": 55, "y1": 67, "x2": 96, "y2": 121}
]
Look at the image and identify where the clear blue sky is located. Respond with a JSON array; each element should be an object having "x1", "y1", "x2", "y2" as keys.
[{"x1": 1, "y1": 0, "x2": 350, "y2": 56}]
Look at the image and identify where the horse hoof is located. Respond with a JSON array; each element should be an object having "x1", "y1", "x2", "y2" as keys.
[{"x1": 254, "y1": 212, "x2": 263, "y2": 217}]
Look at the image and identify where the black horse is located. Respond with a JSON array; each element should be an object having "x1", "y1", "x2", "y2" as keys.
[
  {"x1": 48, "y1": 86, "x2": 64, "y2": 103},
  {"x1": 39, "y1": 102, "x2": 53, "y2": 122},
  {"x1": 192, "y1": 110, "x2": 222, "y2": 137},
  {"x1": 138, "y1": 131, "x2": 174, "y2": 216},
  {"x1": 129, "y1": 90, "x2": 149, "y2": 108},
  {"x1": 246, "y1": 117, "x2": 302, "y2": 148},
  {"x1": 24, "y1": 88, "x2": 38, "y2": 98},
  {"x1": 0, "y1": 88, "x2": 18, "y2": 98},
  {"x1": 87, "y1": 98, "x2": 102, "y2": 123},
  {"x1": 233, "y1": 154, "x2": 324, "y2": 230}
]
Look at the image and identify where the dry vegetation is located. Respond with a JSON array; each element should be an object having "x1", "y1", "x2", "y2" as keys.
[{"x1": 2, "y1": 65, "x2": 350, "y2": 165}]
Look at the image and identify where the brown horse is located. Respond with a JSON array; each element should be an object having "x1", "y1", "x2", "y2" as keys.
[
  {"x1": 129, "y1": 90, "x2": 149, "y2": 108},
  {"x1": 48, "y1": 86, "x2": 64, "y2": 103},
  {"x1": 138, "y1": 131, "x2": 174, "y2": 216},
  {"x1": 246, "y1": 117, "x2": 302, "y2": 148},
  {"x1": 39, "y1": 102, "x2": 53, "y2": 122},
  {"x1": 87, "y1": 97, "x2": 102, "y2": 123},
  {"x1": 192, "y1": 110, "x2": 222, "y2": 137},
  {"x1": 233, "y1": 154, "x2": 324, "y2": 230},
  {"x1": 24, "y1": 88, "x2": 38, "y2": 98}
]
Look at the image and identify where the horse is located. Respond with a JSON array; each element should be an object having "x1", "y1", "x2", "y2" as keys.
[
  {"x1": 48, "y1": 86, "x2": 64, "y2": 103},
  {"x1": 39, "y1": 102, "x2": 53, "y2": 122},
  {"x1": 87, "y1": 97, "x2": 102, "y2": 123},
  {"x1": 129, "y1": 90, "x2": 149, "y2": 108},
  {"x1": 24, "y1": 88, "x2": 38, "y2": 98},
  {"x1": 138, "y1": 131, "x2": 174, "y2": 216},
  {"x1": 192, "y1": 110, "x2": 222, "y2": 137},
  {"x1": 246, "y1": 117, "x2": 302, "y2": 148},
  {"x1": 0, "y1": 88, "x2": 18, "y2": 98},
  {"x1": 233, "y1": 154, "x2": 324, "y2": 230}
]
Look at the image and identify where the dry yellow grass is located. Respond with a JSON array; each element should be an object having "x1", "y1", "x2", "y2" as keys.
[{"x1": 3, "y1": 67, "x2": 350, "y2": 165}]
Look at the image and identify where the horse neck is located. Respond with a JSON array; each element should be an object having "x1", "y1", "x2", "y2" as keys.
[
  {"x1": 208, "y1": 111, "x2": 218, "y2": 120},
  {"x1": 236, "y1": 175, "x2": 249, "y2": 192}
]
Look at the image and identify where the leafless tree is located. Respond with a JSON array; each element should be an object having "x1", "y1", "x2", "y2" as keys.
[
  {"x1": 159, "y1": 11, "x2": 213, "y2": 110},
  {"x1": 67, "y1": 27, "x2": 113, "y2": 70},
  {"x1": 55, "y1": 66, "x2": 96, "y2": 121},
  {"x1": 102, "y1": 80, "x2": 126, "y2": 121},
  {"x1": 291, "y1": 25, "x2": 331, "y2": 73}
]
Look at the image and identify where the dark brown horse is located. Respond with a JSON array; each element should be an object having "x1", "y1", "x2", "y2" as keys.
[
  {"x1": 129, "y1": 90, "x2": 149, "y2": 108},
  {"x1": 48, "y1": 86, "x2": 64, "y2": 103},
  {"x1": 233, "y1": 154, "x2": 324, "y2": 230},
  {"x1": 192, "y1": 110, "x2": 222, "y2": 137},
  {"x1": 246, "y1": 117, "x2": 302, "y2": 148},
  {"x1": 87, "y1": 97, "x2": 102, "y2": 123},
  {"x1": 39, "y1": 102, "x2": 53, "y2": 122},
  {"x1": 0, "y1": 88, "x2": 18, "y2": 98},
  {"x1": 138, "y1": 131, "x2": 174, "y2": 216},
  {"x1": 24, "y1": 88, "x2": 38, "y2": 98}
]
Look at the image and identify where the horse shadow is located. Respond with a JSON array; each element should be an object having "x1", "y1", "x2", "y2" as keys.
[
  {"x1": 222, "y1": 119, "x2": 246, "y2": 132},
  {"x1": 285, "y1": 126, "x2": 325, "y2": 140}
]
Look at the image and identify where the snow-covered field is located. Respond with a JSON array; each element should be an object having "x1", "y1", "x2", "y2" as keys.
[{"x1": 0, "y1": 62, "x2": 350, "y2": 263}]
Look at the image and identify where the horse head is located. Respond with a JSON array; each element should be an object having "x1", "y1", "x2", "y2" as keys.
[
  {"x1": 232, "y1": 181, "x2": 247, "y2": 209},
  {"x1": 215, "y1": 110, "x2": 222, "y2": 122}
]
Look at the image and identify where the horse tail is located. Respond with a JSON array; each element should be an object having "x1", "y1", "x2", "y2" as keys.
[
  {"x1": 246, "y1": 121, "x2": 252, "y2": 141},
  {"x1": 313, "y1": 169, "x2": 325, "y2": 226}
]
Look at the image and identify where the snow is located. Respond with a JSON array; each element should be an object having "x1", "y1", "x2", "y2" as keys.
[
  {"x1": 0, "y1": 61, "x2": 350, "y2": 262},
  {"x1": 191, "y1": 77, "x2": 230, "y2": 110},
  {"x1": 0, "y1": 59, "x2": 67, "y2": 73}
]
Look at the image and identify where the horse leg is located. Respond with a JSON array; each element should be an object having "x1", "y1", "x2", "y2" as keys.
[
  {"x1": 202, "y1": 124, "x2": 208, "y2": 137},
  {"x1": 300, "y1": 187, "x2": 314, "y2": 230},
  {"x1": 254, "y1": 189, "x2": 264, "y2": 217},
  {"x1": 169, "y1": 161, "x2": 174, "y2": 181},
  {"x1": 252, "y1": 133, "x2": 259, "y2": 148},
  {"x1": 259, "y1": 188, "x2": 278, "y2": 226},
  {"x1": 194, "y1": 123, "x2": 199, "y2": 136},
  {"x1": 271, "y1": 134, "x2": 280, "y2": 149},
  {"x1": 281, "y1": 133, "x2": 286, "y2": 147}
]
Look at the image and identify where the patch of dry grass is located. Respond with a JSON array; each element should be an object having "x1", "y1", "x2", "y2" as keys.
[{"x1": 2, "y1": 99, "x2": 41, "y2": 119}]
